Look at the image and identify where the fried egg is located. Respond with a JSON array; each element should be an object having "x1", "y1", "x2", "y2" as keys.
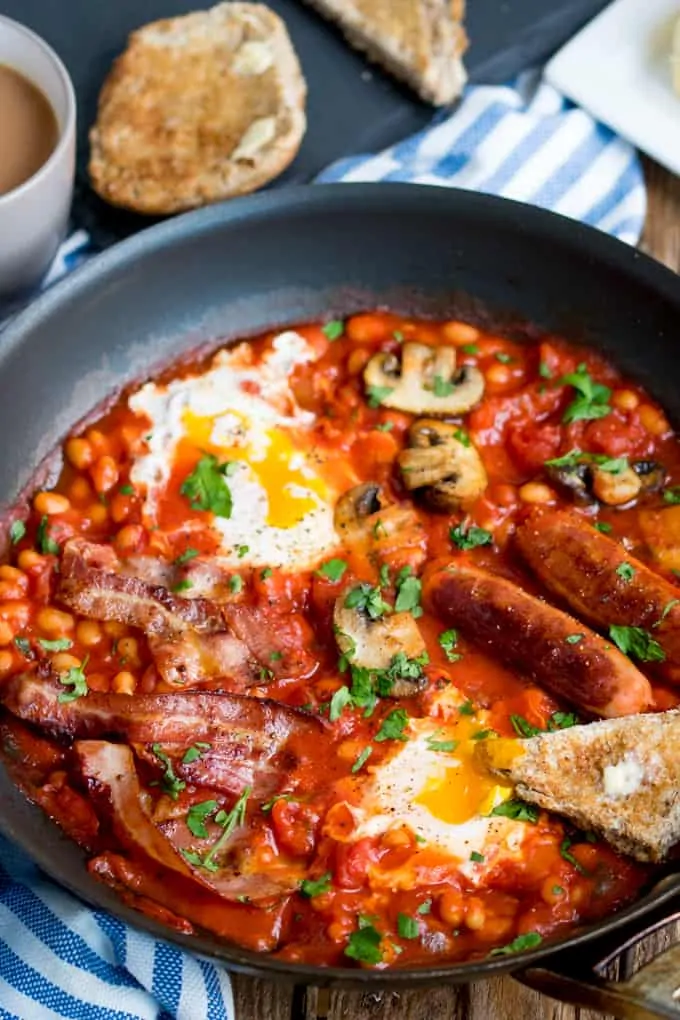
[
  {"x1": 129, "y1": 331, "x2": 343, "y2": 569},
  {"x1": 350, "y1": 704, "x2": 526, "y2": 884}
]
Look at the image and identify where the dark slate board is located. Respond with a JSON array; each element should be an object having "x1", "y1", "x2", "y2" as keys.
[{"x1": 4, "y1": 0, "x2": 611, "y2": 249}]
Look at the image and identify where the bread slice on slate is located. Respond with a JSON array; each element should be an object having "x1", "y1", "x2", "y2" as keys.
[
  {"x1": 303, "y1": 0, "x2": 467, "y2": 105},
  {"x1": 477, "y1": 711, "x2": 680, "y2": 863},
  {"x1": 89, "y1": 3, "x2": 307, "y2": 215}
]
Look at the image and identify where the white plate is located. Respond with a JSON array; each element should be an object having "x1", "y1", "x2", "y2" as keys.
[{"x1": 546, "y1": 0, "x2": 680, "y2": 176}]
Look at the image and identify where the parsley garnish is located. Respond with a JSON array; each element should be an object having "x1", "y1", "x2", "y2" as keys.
[
  {"x1": 495, "y1": 352, "x2": 513, "y2": 364},
  {"x1": 329, "y1": 685, "x2": 352, "y2": 722},
  {"x1": 461, "y1": 344, "x2": 479, "y2": 355},
  {"x1": 36, "y1": 515, "x2": 60, "y2": 555},
  {"x1": 595, "y1": 521, "x2": 612, "y2": 533},
  {"x1": 229, "y1": 575, "x2": 243, "y2": 594},
  {"x1": 180, "y1": 454, "x2": 234, "y2": 518},
  {"x1": 491, "y1": 799, "x2": 538, "y2": 823},
  {"x1": 538, "y1": 362, "x2": 552, "y2": 379},
  {"x1": 300, "y1": 872, "x2": 332, "y2": 897},
  {"x1": 559, "y1": 364, "x2": 612, "y2": 424},
  {"x1": 38, "y1": 637, "x2": 73, "y2": 652},
  {"x1": 432, "y1": 375, "x2": 455, "y2": 397},
  {"x1": 616, "y1": 562, "x2": 635, "y2": 583},
  {"x1": 237, "y1": 545, "x2": 249, "y2": 558},
  {"x1": 366, "y1": 385, "x2": 394, "y2": 409},
  {"x1": 119, "y1": 483, "x2": 135, "y2": 496},
  {"x1": 394, "y1": 568, "x2": 422, "y2": 617},
  {"x1": 260, "y1": 567, "x2": 273, "y2": 580},
  {"x1": 450, "y1": 522, "x2": 493, "y2": 551},
  {"x1": 345, "y1": 917, "x2": 383, "y2": 965},
  {"x1": 322, "y1": 320, "x2": 344, "y2": 340},
  {"x1": 565, "y1": 633, "x2": 583, "y2": 645},
  {"x1": 489, "y1": 932, "x2": 542, "y2": 957},
  {"x1": 438, "y1": 629, "x2": 461, "y2": 662},
  {"x1": 261, "y1": 793, "x2": 295, "y2": 813},
  {"x1": 173, "y1": 547, "x2": 199, "y2": 566},
  {"x1": 426, "y1": 734, "x2": 458, "y2": 753},
  {"x1": 316, "y1": 558, "x2": 348, "y2": 582},
  {"x1": 186, "y1": 799, "x2": 218, "y2": 838},
  {"x1": 471, "y1": 729, "x2": 495, "y2": 741},
  {"x1": 655, "y1": 599, "x2": 680, "y2": 627},
  {"x1": 609, "y1": 624, "x2": 665, "y2": 662},
  {"x1": 548, "y1": 711, "x2": 578, "y2": 730},
  {"x1": 375, "y1": 709, "x2": 409, "y2": 742},
  {"x1": 453, "y1": 428, "x2": 471, "y2": 447},
  {"x1": 397, "y1": 914, "x2": 419, "y2": 939},
  {"x1": 375, "y1": 421, "x2": 394, "y2": 432},
  {"x1": 560, "y1": 836, "x2": 588, "y2": 874},
  {"x1": 57, "y1": 656, "x2": 89, "y2": 704},
  {"x1": 9, "y1": 521, "x2": 25, "y2": 545},
  {"x1": 182, "y1": 787, "x2": 251, "y2": 873},
  {"x1": 510, "y1": 715, "x2": 542, "y2": 738},
  {"x1": 151, "y1": 743, "x2": 186, "y2": 799},
  {"x1": 351, "y1": 746, "x2": 373, "y2": 773},
  {"x1": 344, "y1": 583, "x2": 391, "y2": 620},
  {"x1": 13, "y1": 636, "x2": 31, "y2": 657},
  {"x1": 459, "y1": 700, "x2": 475, "y2": 716},
  {"x1": 182, "y1": 742, "x2": 211, "y2": 764},
  {"x1": 663, "y1": 487, "x2": 680, "y2": 505},
  {"x1": 470, "y1": 851, "x2": 485, "y2": 862},
  {"x1": 417, "y1": 900, "x2": 432, "y2": 915},
  {"x1": 172, "y1": 579, "x2": 193, "y2": 593}
]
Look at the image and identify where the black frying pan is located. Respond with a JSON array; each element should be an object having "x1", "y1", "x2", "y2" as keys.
[{"x1": 2, "y1": 184, "x2": 680, "y2": 1019}]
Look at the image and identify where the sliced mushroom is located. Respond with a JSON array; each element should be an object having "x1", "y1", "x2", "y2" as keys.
[
  {"x1": 398, "y1": 419, "x2": 488, "y2": 512},
  {"x1": 364, "y1": 343, "x2": 484, "y2": 416},
  {"x1": 334, "y1": 592, "x2": 427, "y2": 698},
  {"x1": 545, "y1": 457, "x2": 665, "y2": 508},
  {"x1": 334, "y1": 482, "x2": 425, "y2": 550}
]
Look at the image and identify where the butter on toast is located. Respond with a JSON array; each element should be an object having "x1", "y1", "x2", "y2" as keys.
[{"x1": 477, "y1": 712, "x2": 680, "y2": 862}]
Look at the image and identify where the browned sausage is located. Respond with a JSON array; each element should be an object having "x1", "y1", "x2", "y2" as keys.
[
  {"x1": 516, "y1": 509, "x2": 680, "y2": 685},
  {"x1": 422, "y1": 561, "x2": 652, "y2": 718}
]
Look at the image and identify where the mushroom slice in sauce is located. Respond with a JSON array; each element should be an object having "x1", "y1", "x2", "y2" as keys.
[
  {"x1": 398, "y1": 418, "x2": 488, "y2": 512},
  {"x1": 364, "y1": 342, "x2": 485, "y2": 415},
  {"x1": 545, "y1": 455, "x2": 665, "y2": 508}
]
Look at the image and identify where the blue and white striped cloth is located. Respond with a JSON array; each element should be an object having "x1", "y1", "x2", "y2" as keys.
[{"x1": 0, "y1": 69, "x2": 646, "y2": 1020}]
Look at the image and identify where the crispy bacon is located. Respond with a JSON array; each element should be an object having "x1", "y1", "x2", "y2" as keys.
[
  {"x1": 77, "y1": 741, "x2": 294, "y2": 902},
  {"x1": 147, "y1": 631, "x2": 259, "y2": 690},
  {"x1": 58, "y1": 539, "x2": 225, "y2": 637},
  {"x1": 224, "y1": 606, "x2": 321, "y2": 681}
]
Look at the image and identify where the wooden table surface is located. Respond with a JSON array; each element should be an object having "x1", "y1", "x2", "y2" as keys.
[{"x1": 231, "y1": 159, "x2": 680, "y2": 1020}]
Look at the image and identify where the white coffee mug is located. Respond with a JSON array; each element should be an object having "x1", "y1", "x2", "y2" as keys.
[{"x1": 0, "y1": 15, "x2": 76, "y2": 298}]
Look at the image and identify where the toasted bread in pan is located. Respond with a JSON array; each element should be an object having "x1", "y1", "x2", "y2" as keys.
[
  {"x1": 89, "y1": 3, "x2": 307, "y2": 215},
  {"x1": 303, "y1": 0, "x2": 467, "y2": 105},
  {"x1": 477, "y1": 712, "x2": 680, "y2": 862}
]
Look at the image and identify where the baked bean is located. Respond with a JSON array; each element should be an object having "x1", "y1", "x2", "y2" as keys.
[
  {"x1": 68, "y1": 477, "x2": 93, "y2": 503},
  {"x1": 0, "y1": 621, "x2": 13, "y2": 646},
  {"x1": 327, "y1": 918, "x2": 354, "y2": 942},
  {"x1": 0, "y1": 601, "x2": 31, "y2": 630},
  {"x1": 346, "y1": 348, "x2": 372, "y2": 376},
  {"x1": 17, "y1": 550, "x2": 44, "y2": 571},
  {"x1": 485, "y1": 363, "x2": 513, "y2": 388},
  {"x1": 519, "y1": 482, "x2": 556, "y2": 505},
  {"x1": 110, "y1": 493, "x2": 133, "y2": 524},
  {"x1": 336, "y1": 738, "x2": 367, "y2": 763},
  {"x1": 86, "y1": 429, "x2": 109, "y2": 456},
  {"x1": 346, "y1": 313, "x2": 392, "y2": 344},
  {"x1": 612, "y1": 389, "x2": 640, "y2": 412},
  {"x1": 0, "y1": 565, "x2": 26, "y2": 584},
  {"x1": 441, "y1": 321, "x2": 480, "y2": 346},
  {"x1": 112, "y1": 671, "x2": 136, "y2": 695},
  {"x1": 541, "y1": 876, "x2": 566, "y2": 905},
  {"x1": 0, "y1": 580, "x2": 28, "y2": 601},
  {"x1": 380, "y1": 827, "x2": 413, "y2": 850},
  {"x1": 117, "y1": 636, "x2": 141, "y2": 668},
  {"x1": 91, "y1": 456, "x2": 119, "y2": 494},
  {"x1": 36, "y1": 607, "x2": 75, "y2": 635},
  {"x1": 139, "y1": 664, "x2": 159, "y2": 693},
  {"x1": 438, "y1": 890, "x2": 464, "y2": 927},
  {"x1": 34, "y1": 491, "x2": 70, "y2": 516},
  {"x1": 76, "y1": 620, "x2": 103, "y2": 647},
  {"x1": 51, "y1": 652, "x2": 82, "y2": 672},
  {"x1": 489, "y1": 483, "x2": 518, "y2": 508},
  {"x1": 115, "y1": 525, "x2": 145, "y2": 557},
  {"x1": 638, "y1": 404, "x2": 670, "y2": 437},
  {"x1": 65, "y1": 437, "x2": 94, "y2": 470},
  {"x1": 0, "y1": 650, "x2": 15, "y2": 675},
  {"x1": 104, "y1": 621, "x2": 128, "y2": 639},
  {"x1": 86, "y1": 671, "x2": 110, "y2": 693},
  {"x1": 88, "y1": 503, "x2": 109, "y2": 526},
  {"x1": 464, "y1": 898, "x2": 486, "y2": 931}
]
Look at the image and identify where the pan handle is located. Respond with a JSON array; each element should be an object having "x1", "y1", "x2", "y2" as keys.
[{"x1": 516, "y1": 896, "x2": 680, "y2": 1020}]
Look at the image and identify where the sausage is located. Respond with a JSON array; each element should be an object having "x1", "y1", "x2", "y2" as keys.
[
  {"x1": 422, "y1": 561, "x2": 652, "y2": 718},
  {"x1": 516, "y1": 509, "x2": 680, "y2": 685}
]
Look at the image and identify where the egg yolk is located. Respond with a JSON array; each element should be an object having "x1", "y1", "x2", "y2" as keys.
[{"x1": 182, "y1": 410, "x2": 329, "y2": 529}]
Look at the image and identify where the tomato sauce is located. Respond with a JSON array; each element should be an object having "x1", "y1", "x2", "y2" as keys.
[{"x1": 1, "y1": 311, "x2": 676, "y2": 969}]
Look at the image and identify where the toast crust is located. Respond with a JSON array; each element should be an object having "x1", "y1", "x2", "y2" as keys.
[
  {"x1": 89, "y1": 3, "x2": 307, "y2": 215},
  {"x1": 303, "y1": 0, "x2": 467, "y2": 105},
  {"x1": 478, "y1": 712, "x2": 680, "y2": 863}
]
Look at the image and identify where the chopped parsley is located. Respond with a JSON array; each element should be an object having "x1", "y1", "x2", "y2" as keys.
[
  {"x1": 495, "y1": 352, "x2": 513, "y2": 364},
  {"x1": 36, "y1": 515, "x2": 60, "y2": 555},
  {"x1": 491, "y1": 799, "x2": 538, "y2": 823},
  {"x1": 322, "y1": 320, "x2": 344, "y2": 340},
  {"x1": 261, "y1": 793, "x2": 295, "y2": 813},
  {"x1": 397, "y1": 914, "x2": 419, "y2": 939},
  {"x1": 560, "y1": 836, "x2": 588, "y2": 875},
  {"x1": 565, "y1": 633, "x2": 583, "y2": 645},
  {"x1": 663, "y1": 487, "x2": 680, "y2": 505},
  {"x1": 9, "y1": 521, "x2": 25, "y2": 545},
  {"x1": 595, "y1": 521, "x2": 613, "y2": 534},
  {"x1": 459, "y1": 700, "x2": 475, "y2": 716},
  {"x1": 545, "y1": 449, "x2": 627, "y2": 473},
  {"x1": 394, "y1": 568, "x2": 422, "y2": 617},
  {"x1": 119, "y1": 483, "x2": 135, "y2": 496},
  {"x1": 186, "y1": 799, "x2": 219, "y2": 838},
  {"x1": 510, "y1": 715, "x2": 542, "y2": 738},
  {"x1": 300, "y1": 873, "x2": 332, "y2": 897},
  {"x1": 450, "y1": 521, "x2": 493, "y2": 551},
  {"x1": 38, "y1": 637, "x2": 73, "y2": 652},
  {"x1": 182, "y1": 742, "x2": 211, "y2": 765},
  {"x1": 616, "y1": 562, "x2": 635, "y2": 583},
  {"x1": 655, "y1": 599, "x2": 680, "y2": 627},
  {"x1": 471, "y1": 729, "x2": 495, "y2": 741},
  {"x1": 372, "y1": 518, "x2": 387, "y2": 539},
  {"x1": 379, "y1": 563, "x2": 391, "y2": 588},
  {"x1": 180, "y1": 454, "x2": 234, "y2": 518},
  {"x1": 512, "y1": 711, "x2": 577, "y2": 737},
  {"x1": 172, "y1": 579, "x2": 193, "y2": 593},
  {"x1": 432, "y1": 375, "x2": 455, "y2": 397},
  {"x1": 454, "y1": 427, "x2": 471, "y2": 447},
  {"x1": 376, "y1": 651, "x2": 429, "y2": 697},
  {"x1": 552, "y1": 885, "x2": 565, "y2": 896},
  {"x1": 461, "y1": 344, "x2": 479, "y2": 355},
  {"x1": 344, "y1": 583, "x2": 391, "y2": 620},
  {"x1": 417, "y1": 900, "x2": 432, "y2": 915},
  {"x1": 229, "y1": 575, "x2": 243, "y2": 595},
  {"x1": 316, "y1": 558, "x2": 348, "y2": 582},
  {"x1": 237, "y1": 545, "x2": 249, "y2": 558},
  {"x1": 344, "y1": 917, "x2": 383, "y2": 965},
  {"x1": 375, "y1": 421, "x2": 394, "y2": 432},
  {"x1": 260, "y1": 567, "x2": 273, "y2": 580},
  {"x1": 351, "y1": 746, "x2": 373, "y2": 773},
  {"x1": 547, "y1": 711, "x2": 578, "y2": 730},
  {"x1": 393, "y1": 330, "x2": 404, "y2": 342},
  {"x1": 181, "y1": 787, "x2": 251, "y2": 873},
  {"x1": 366, "y1": 385, "x2": 394, "y2": 409},
  {"x1": 151, "y1": 743, "x2": 186, "y2": 799},
  {"x1": 57, "y1": 656, "x2": 89, "y2": 704},
  {"x1": 439, "y1": 629, "x2": 461, "y2": 662},
  {"x1": 329, "y1": 685, "x2": 353, "y2": 722},
  {"x1": 609, "y1": 624, "x2": 665, "y2": 662},
  {"x1": 489, "y1": 932, "x2": 542, "y2": 957},
  {"x1": 470, "y1": 851, "x2": 485, "y2": 863},
  {"x1": 426, "y1": 734, "x2": 458, "y2": 753},
  {"x1": 374, "y1": 709, "x2": 409, "y2": 743},
  {"x1": 173, "y1": 547, "x2": 199, "y2": 566},
  {"x1": 559, "y1": 364, "x2": 612, "y2": 424},
  {"x1": 538, "y1": 362, "x2": 552, "y2": 379},
  {"x1": 13, "y1": 636, "x2": 31, "y2": 657}
]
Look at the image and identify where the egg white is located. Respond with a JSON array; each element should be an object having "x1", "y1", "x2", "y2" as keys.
[{"x1": 129, "y1": 331, "x2": 342, "y2": 570}]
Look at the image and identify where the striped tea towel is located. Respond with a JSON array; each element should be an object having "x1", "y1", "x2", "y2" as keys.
[{"x1": 0, "y1": 69, "x2": 646, "y2": 1020}]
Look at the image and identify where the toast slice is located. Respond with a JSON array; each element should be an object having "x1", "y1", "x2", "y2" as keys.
[
  {"x1": 477, "y1": 712, "x2": 680, "y2": 863},
  {"x1": 304, "y1": 0, "x2": 467, "y2": 105},
  {"x1": 89, "y1": 3, "x2": 307, "y2": 215}
]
